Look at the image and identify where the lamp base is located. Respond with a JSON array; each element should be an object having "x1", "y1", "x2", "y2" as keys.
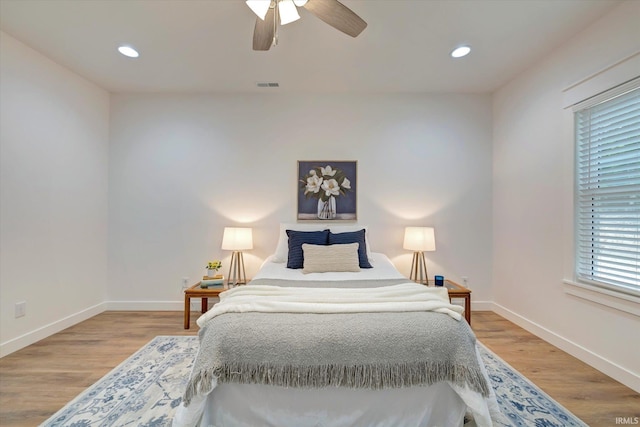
[
  {"x1": 227, "y1": 251, "x2": 247, "y2": 286},
  {"x1": 409, "y1": 251, "x2": 429, "y2": 285}
]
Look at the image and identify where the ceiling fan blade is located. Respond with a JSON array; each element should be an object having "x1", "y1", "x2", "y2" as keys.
[
  {"x1": 303, "y1": 0, "x2": 367, "y2": 38},
  {"x1": 253, "y1": 8, "x2": 275, "y2": 51}
]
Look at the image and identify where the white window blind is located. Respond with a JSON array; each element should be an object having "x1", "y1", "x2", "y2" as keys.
[{"x1": 575, "y1": 80, "x2": 640, "y2": 296}]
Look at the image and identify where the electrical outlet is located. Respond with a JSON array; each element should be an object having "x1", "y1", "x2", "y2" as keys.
[
  {"x1": 461, "y1": 276, "x2": 469, "y2": 287},
  {"x1": 182, "y1": 277, "x2": 190, "y2": 289},
  {"x1": 15, "y1": 301, "x2": 26, "y2": 318}
]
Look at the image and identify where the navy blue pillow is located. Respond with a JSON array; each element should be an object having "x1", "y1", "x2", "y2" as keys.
[
  {"x1": 286, "y1": 229, "x2": 330, "y2": 269},
  {"x1": 328, "y1": 229, "x2": 372, "y2": 268}
]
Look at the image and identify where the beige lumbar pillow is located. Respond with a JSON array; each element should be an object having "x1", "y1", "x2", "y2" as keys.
[{"x1": 301, "y1": 243, "x2": 361, "y2": 274}]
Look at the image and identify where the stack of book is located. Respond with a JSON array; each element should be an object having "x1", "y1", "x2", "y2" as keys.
[{"x1": 200, "y1": 274, "x2": 225, "y2": 289}]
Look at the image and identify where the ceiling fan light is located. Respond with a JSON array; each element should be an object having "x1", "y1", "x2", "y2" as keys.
[
  {"x1": 279, "y1": 0, "x2": 300, "y2": 25},
  {"x1": 451, "y1": 45, "x2": 471, "y2": 58},
  {"x1": 246, "y1": 0, "x2": 271, "y2": 20},
  {"x1": 293, "y1": 0, "x2": 308, "y2": 6}
]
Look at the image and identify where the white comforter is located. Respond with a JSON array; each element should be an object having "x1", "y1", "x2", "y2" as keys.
[{"x1": 196, "y1": 282, "x2": 464, "y2": 328}]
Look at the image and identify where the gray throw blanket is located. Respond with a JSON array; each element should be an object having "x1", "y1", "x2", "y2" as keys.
[{"x1": 183, "y1": 279, "x2": 489, "y2": 406}]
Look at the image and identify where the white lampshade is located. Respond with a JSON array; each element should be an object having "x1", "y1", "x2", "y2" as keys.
[
  {"x1": 246, "y1": 0, "x2": 271, "y2": 20},
  {"x1": 403, "y1": 227, "x2": 436, "y2": 252},
  {"x1": 221, "y1": 227, "x2": 253, "y2": 251},
  {"x1": 278, "y1": 0, "x2": 300, "y2": 25}
]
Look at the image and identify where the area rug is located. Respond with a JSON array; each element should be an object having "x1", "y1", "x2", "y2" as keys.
[
  {"x1": 41, "y1": 336, "x2": 587, "y2": 427},
  {"x1": 477, "y1": 343, "x2": 588, "y2": 427}
]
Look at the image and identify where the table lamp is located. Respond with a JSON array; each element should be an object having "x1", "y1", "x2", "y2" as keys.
[
  {"x1": 222, "y1": 227, "x2": 253, "y2": 286},
  {"x1": 403, "y1": 226, "x2": 436, "y2": 285}
]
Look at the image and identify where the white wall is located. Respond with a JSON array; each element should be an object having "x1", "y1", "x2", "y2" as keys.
[
  {"x1": 0, "y1": 32, "x2": 110, "y2": 356},
  {"x1": 492, "y1": 0, "x2": 640, "y2": 391},
  {"x1": 108, "y1": 93, "x2": 493, "y2": 307}
]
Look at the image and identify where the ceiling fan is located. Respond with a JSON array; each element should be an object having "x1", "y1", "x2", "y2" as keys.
[{"x1": 246, "y1": 0, "x2": 367, "y2": 51}]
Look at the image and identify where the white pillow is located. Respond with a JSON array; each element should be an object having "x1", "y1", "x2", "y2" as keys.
[
  {"x1": 302, "y1": 243, "x2": 361, "y2": 274},
  {"x1": 273, "y1": 223, "x2": 373, "y2": 263}
]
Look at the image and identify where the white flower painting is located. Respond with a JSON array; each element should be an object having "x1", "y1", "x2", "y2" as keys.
[{"x1": 298, "y1": 161, "x2": 357, "y2": 220}]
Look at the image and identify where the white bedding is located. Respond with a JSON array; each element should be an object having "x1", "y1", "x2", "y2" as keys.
[
  {"x1": 174, "y1": 354, "x2": 496, "y2": 427},
  {"x1": 178, "y1": 382, "x2": 469, "y2": 427},
  {"x1": 196, "y1": 282, "x2": 464, "y2": 328},
  {"x1": 173, "y1": 254, "x2": 498, "y2": 427},
  {"x1": 254, "y1": 252, "x2": 405, "y2": 281}
]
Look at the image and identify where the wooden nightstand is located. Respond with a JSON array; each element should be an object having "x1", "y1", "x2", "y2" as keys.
[
  {"x1": 424, "y1": 279, "x2": 472, "y2": 325},
  {"x1": 183, "y1": 281, "x2": 228, "y2": 329}
]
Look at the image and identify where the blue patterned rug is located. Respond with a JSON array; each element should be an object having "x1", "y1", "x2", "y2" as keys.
[
  {"x1": 41, "y1": 336, "x2": 587, "y2": 427},
  {"x1": 479, "y1": 344, "x2": 587, "y2": 427}
]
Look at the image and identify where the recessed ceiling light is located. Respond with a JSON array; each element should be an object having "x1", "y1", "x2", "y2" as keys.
[
  {"x1": 118, "y1": 45, "x2": 139, "y2": 58},
  {"x1": 451, "y1": 45, "x2": 471, "y2": 58}
]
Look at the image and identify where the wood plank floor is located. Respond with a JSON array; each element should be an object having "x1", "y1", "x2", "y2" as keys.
[
  {"x1": 473, "y1": 312, "x2": 639, "y2": 426},
  {"x1": 0, "y1": 310, "x2": 638, "y2": 426}
]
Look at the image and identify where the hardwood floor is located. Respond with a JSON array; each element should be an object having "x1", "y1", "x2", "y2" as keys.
[
  {"x1": 0, "y1": 310, "x2": 638, "y2": 426},
  {"x1": 473, "y1": 312, "x2": 639, "y2": 426}
]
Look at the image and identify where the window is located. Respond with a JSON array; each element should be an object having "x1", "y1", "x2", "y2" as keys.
[{"x1": 575, "y1": 79, "x2": 640, "y2": 296}]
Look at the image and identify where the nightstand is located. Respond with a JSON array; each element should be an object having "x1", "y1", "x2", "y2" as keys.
[
  {"x1": 183, "y1": 281, "x2": 228, "y2": 329},
  {"x1": 424, "y1": 279, "x2": 472, "y2": 324}
]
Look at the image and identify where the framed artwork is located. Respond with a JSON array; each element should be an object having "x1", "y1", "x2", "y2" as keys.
[{"x1": 297, "y1": 160, "x2": 357, "y2": 221}]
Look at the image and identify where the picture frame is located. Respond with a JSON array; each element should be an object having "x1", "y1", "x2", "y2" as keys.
[{"x1": 297, "y1": 160, "x2": 357, "y2": 221}]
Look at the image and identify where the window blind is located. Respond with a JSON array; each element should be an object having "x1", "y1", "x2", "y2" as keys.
[{"x1": 575, "y1": 81, "x2": 640, "y2": 295}]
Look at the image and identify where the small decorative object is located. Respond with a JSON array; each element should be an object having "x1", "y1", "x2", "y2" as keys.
[
  {"x1": 206, "y1": 260, "x2": 222, "y2": 278},
  {"x1": 221, "y1": 227, "x2": 253, "y2": 286},
  {"x1": 200, "y1": 277, "x2": 225, "y2": 288},
  {"x1": 434, "y1": 275, "x2": 444, "y2": 287},
  {"x1": 403, "y1": 227, "x2": 436, "y2": 285},
  {"x1": 297, "y1": 161, "x2": 357, "y2": 220},
  {"x1": 317, "y1": 193, "x2": 337, "y2": 220}
]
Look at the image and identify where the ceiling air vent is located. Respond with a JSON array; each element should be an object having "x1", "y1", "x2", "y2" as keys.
[{"x1": 256, "y1": 82, "x2": 280, "y2": 88}]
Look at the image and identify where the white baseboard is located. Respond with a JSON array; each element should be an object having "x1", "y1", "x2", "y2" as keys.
[
  {"x1": 105, "y1": 301, "x2": 184, "y2": 311},
  {"x1": 0, "y1": 302, "x2": 106, "y2": 358},
  {"x1": 491, "y1": 302, "x2": 640, "y2": 393},
  {"x1": 104, "y1": 300, "x2": 217, "y2": 311},
  {"x1": 471, "y1": 300, "x2": 494, "y2": 311}
]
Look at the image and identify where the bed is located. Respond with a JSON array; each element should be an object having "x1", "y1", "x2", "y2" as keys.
[{"x1": 173, "y1": 225, "x2": 499, "y2": 427}]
